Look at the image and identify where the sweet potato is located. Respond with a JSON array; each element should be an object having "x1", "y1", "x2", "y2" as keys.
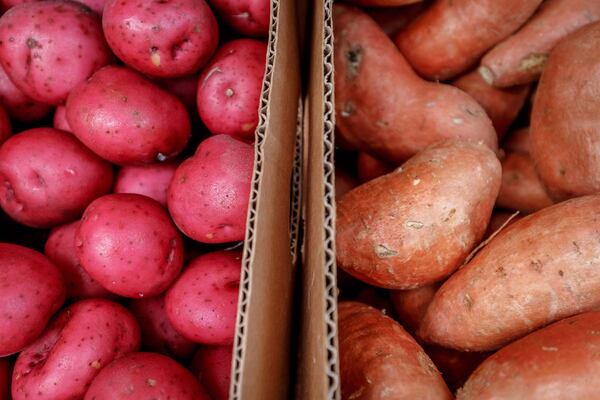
[
  {"x1": 458, "y1": 311, "x2": 600, "y2": 399},
  {"x1": 480, "y1": 0, "x2": 600, "y2": 88},
  {"x1": 338, "y1": 301, "x2": 452, "y2": 400},
  {"x1": 390, "y1": 284, "x2": 438, "y2": 333},
  {"x1": 497, "y1": 152, "x2": 553, "y2": 213},
  {"x1": 530, "y1": 21, "x2": 600, "y2": 200},
  {"x1": 453, "y1": 70, "x2": 529, "y2": 139},
  {"x1": 483, "y1": 210, "x2": 522, "y2": 239},
  {"x1": 366, "y1": 2, "x2": 427, "y2": 37},
  {"x1": 356, "y1": 152, "x2": 394, "y2": 184},
  {"x1": 502, "y1": 127, "x2": 530, "y2": 154},
  {"x1": 0, "y1": 63, "x2": 50, "y2": 123},
  {"x1": 420, "y1": 194, "x2": 600, "y2": 351},
  {"x1": 334, "y1": 4, "x2": 497, "y2": 164},
  {"x1": 395, "y1": 0, "x2": 543, "y2": 80},
  {"x1": 336, "y1": 140, "x2": 501, "y2": 289},
  {"x1": 191, "y1": 346, "x2": 232, "y2": 400}
]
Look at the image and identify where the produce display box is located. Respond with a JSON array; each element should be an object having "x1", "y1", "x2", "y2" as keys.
[{"x1": 228, "y1": 0, "x2": 303, "y2": 398}]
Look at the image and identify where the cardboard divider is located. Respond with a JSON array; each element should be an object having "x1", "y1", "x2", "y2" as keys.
[
  {"x1": 296, "y1": 0, "x2": 340, "y2": 399},
  {"x1": 229, "y1": 0, "x2": 302, "y2": 398}
]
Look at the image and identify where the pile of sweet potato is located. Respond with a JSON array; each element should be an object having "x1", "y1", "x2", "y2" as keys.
[
  {"x1": 334, "y1": 0, "x2": 600, "y2": 398},
  {"x1": 0, "y1": 0, "x2": 270, "y2": 399}
]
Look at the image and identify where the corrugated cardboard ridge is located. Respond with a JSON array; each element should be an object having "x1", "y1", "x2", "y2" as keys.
[{"x1": 290, "y1": 99, "x2": 304, "y2": 265}]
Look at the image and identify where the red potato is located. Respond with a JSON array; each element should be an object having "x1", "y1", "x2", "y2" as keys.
[
  {"x1": 458, "y1": 311, "x2": 600, "y2": 399},
  {"x1": 497, "y1": 152, "x2": 553, "y2": 213},
  {"x1": 114, "y1": 162, "x2": 178, "y2": 208},
  {"x1": 1, "y1": 0, "x2": 106, "y2": 14},
  {"x1": 420, "y1": 194, "x2": 600, "y2": 351},
  {"x1": 52, "y1": 105, "x2": 71, "y2": 132},
  {"x1": 334, "y1": 5, "x2": 497, "y2": 164},
  {"x1": 390, "y1": 284, "x2": 438, "y2": 333},
  {"x1": 158, "y1": 74, "x2": 200, "y2": 112},
  {"x1": 191, "y1": 346, "x2": 232, "y2": 400},
  {"x1": 66, "y1": 66, "x2": 191, "y2": 165},
  {"x1": 128, "y1": 295, "x2": 196, "y2": 359},
  {"x1": 339, "y1": 302, "x2": 452, "y2": 400},
  {"x1": 44, "y1": 220, "x2": 113, "y2": 300},
  {"x1": 0, "y1": 1, "x2": 112, "y2": 105},
  {"x1": 0, "y1": 64, "x2": 50, "y2": 123},
  {"x1": 0, "y1": 104, "x2": 10, "y2": 146},
  {"x1": 335, "y1": 167, "x2": 357, "y2": 198},
  {"x1": 395, "y1": 0, "x2": 543, "y2": 80},
  {"x1": 12, "y1": 299, "x2": 140, "y2": 400},
  {"x1": 165, "y1": 250, "x2": 241, "y2": 345},
  {"x1": 530, "y1": 22, "x2": 600, "y2": 200},
  {"x1": 366, "y1": 2, "x2": 427, "y2": 37},
  {"x1": 198, "y1": 39, "x2": 266, "y2": 141},
  {"x1": 356, "y1": 152, "x2": 394, "y2": 183},
  {"x1": 503, "y1": 127, "x2": 530, "y2": 154},
  {"x1": 336, "y1": 140, "x2": 501, "y2": 289},
  {"x1": 480, "y1": 0, "x2": 600, "y2": 88},
  {"x1": 103, "y1": 0, "x2": 218, "y2": 78},
  {"x1": 77, "y1": 193, "x2": 184, "y2": 298},
  {"x1": 453, "y1": 70, "x2": 530, "y2": 139},
  {"x1": 0, "y1": 128, "x2": 113, "y2": 228},
  {"x1": 168, "y1": 135, "x2": 253, "y2": 243},
  {"x1": 208, "y1": 0, "x2": 269, "y2": 37},
  {"x1": 85, "y1": 352, "x2": 210, "y2": 400},
  {"x1": 0, "y1": 243, "x2": 65, "y2": 357}
]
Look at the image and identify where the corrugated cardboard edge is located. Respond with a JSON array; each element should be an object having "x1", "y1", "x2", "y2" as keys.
[
  {"x1": 230, "y1": 0, "x2": 301, "y2": 397},
  {"x1": 290, "y1": 98, "x2": 304, "y2": 265}
]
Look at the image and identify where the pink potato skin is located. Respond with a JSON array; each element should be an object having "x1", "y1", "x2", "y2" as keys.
[
  {"x1": 165, "y1": 250, "x2": 242, "y2": 345},
  {"x1": 66, "y1": 66, "x2": 191, "y2": 165},
  {"x1": 0, "y1": 243, "x2": 65, "y2": 357},
  {"x1": 0, "y1": 1, "x2": 112, "y2": 105},
  {"x1": 208, "y1": 0, "x2": 270, "y2": 36},
  {"x1": 103, "y1": 0, "x2": 219, "y2": 78},
  {"x1": 44, "y1": 220, "x2": 113, "y2": 300},
  {"x1": 0, "y1": 63, "x2": 51, "y2": 123},
  {"x1": 84, "y1": 352, "x2": 210, "y2": 400},
  {"x1": 52, "y1": 105, "x2": 71, "y2": 132},
  {"x1": 0, "y1": 128, "x2": 114, "y2": 229},
  {"x1": 168, "y1": 135, "x2": 253, "y2": 243},
  {"x1": 191, "y1": 346, "x2": 232, "y2": 400},
  {"x1": 1, "y1": 1, "x2": 106, "y2": 14},
  {"x1": 0, "y1": 103, "x2": 10, "y2": 146},
  {"x1": 11, "y1": 299, "x2": 140, "y2": 400},
  {"x1": 76, "y1": 193, "x2": 184, "y2": 298},
  {"x1": 197, "y1": 39, "x2": 266, "y2": 141},
  {"x1": 114, "y1": 162, "x2": 178, "y2": 207},
  {"x1": 128, "y1": 295, "x2": 196, "y2": 359}
]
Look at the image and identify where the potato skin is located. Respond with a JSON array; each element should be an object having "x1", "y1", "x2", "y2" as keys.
[
  {"x1": 338, "y1": 302, "x2": 452, "y2": 400},
  {"x1": 77, "y1": 193, "x2": 184, "y2": 298},
  {"x1": 168, "y1": 135, "x2": 253, "y2": 243},
  {"x1": 208, "y1": 0, "x2": 269, "y2": 37},
  {"x1": 497, "y1": 152, "x2": 553, "y2": 213},
  {"x1": 0, "y1": 128, "x2": 114, "y2": 228},
  {"x1": 334, "y1": 4, "x2": 497, "y2": 164},
  {"x1": 66, "y1": 66, "x2": 191, "y2": 165},
  {"x1": 128, "y1": 295, "x2": 196, "y2": 359},
  {"x1": 480, "y1": 0, "x2": 600, "y2": 88},
  {"x1": 165, "y1": 250, "x2": 241, "y2": 345},
  {"x1": 336, "y1": 140, "x2": 501, "y2": 289},
  {"x1": 103, "y1": 0, "x2": 219, "y2": 78},
  {"x1": 0, "y1": 1, "x2": 112, "y2": 105},
  {"x1": 191, "y1": 346, "x2": 232, "y2": 400},
  {"x1": 420, "y1": 194, "x2": 600, "y2": 351},
  {"x1": 84, "y1": 352, "x2": 210, "y2": 400},
  {"x1": 530, "y1": 22, "x2": 600, "y2": 200},
  {"x1": 197, "y1": 39, "x2": 267, "y2": 141},
  {"x1": 12, "y1": 299, "x2": 140, "y2": 400},
  {"x1": 395, "y1": 0, "x2": 543, "y2": 80},
  {"x1": 114, "y1": 162, "x2": 178, "y2": 207},
  {"x1": 44, "y1": 220, "x2": 113, "y2": 300},
  {"x1": 0, "y1": 63, "x2": 50, "y2": 123},
  {"x1": 458, "y1": 311, "x2": 600, "y2": 399},
  {"x1": 0, "y1": 243, "x2": 65, "y2": 356}
]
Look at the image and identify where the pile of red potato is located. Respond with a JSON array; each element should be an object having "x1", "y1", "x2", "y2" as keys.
[
  {"x1": 334, "y1": 0, "x2": 600, "y2": 398},
  {"x1": 0, "y1": 0, "x2": 269, "y2": 399}
]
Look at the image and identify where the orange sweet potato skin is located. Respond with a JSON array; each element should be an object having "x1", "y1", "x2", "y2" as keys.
[
  {"x1": 458, "y1": 311, "x2": 600, "y2": 399},
  {"x1": 395, "y1": 0, "x2": 543, "y2": 80},
  {"x1": 390, "y1": 284, "x2": 438, "y2": 333},
  {"x1": 420, "y1": 194, "x2": 600, "y2": 351},
  {"x1": 480, "y1": 0, "x2": 600, "y2": 87},
  {"x1": 453, "y1": 70, "x2": 529, "y2": 139},
  {"x1": 497, "y1": 152, "x2": 553, "y2": 213},
  {"x1": 530, "y1": 22, "x2": 600, "y2": 201},
  {"x1": 334, "y1": 4, "x2": 497, "y2": 164},
  {"x1": 338, "y1": 302, "x2": 452, "y2": 400},
  {"x1": 356, "y1": 152, "x2": 394, "y2": 184},
  {"x1": 336, "y1": 140, "x2": 501, "y2": 289}
]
